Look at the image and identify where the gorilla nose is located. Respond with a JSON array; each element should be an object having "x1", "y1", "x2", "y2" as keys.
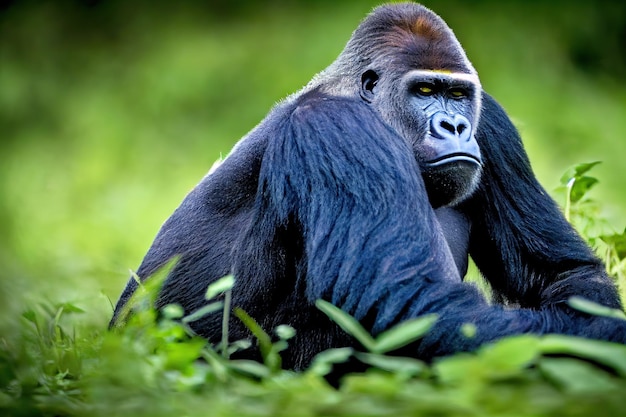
[{"x1": 431, "y1": 112, "x2": 472, "y2": 142}]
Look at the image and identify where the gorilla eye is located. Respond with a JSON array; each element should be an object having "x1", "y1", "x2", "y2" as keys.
[
  {"x1": 448, "y1": 88, "x2": 468, "y2": 99},
  {"x1": 416, "y1": 83, "x2": 436, "y2": 96}
]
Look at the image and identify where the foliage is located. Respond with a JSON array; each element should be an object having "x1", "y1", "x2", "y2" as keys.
[
  {"x1": 557, "y1": 162, "x2": 626, "y2": 302},
  {"x1": 2, "y1": 169, "x2": 626, "y2": 416},
  {"x1": 2, "y1": 296, "x2": 626, "y2": 417}
]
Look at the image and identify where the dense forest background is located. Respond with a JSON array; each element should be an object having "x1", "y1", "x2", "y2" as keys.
[{"x1": 1, "y1": 0, "x2": 625, "y2": 328}]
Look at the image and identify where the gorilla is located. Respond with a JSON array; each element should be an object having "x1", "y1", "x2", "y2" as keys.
[{"x1": 111, "y1": 3, "x2": 626, "y2": 369}]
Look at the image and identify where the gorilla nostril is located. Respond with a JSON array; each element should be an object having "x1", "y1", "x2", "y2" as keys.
[
  {"x1": 457, "y1": 124, "x2": 467, "y2": 135},
  {"x1": 440, "y1": 120, "x2": 455, "y2": 134}
]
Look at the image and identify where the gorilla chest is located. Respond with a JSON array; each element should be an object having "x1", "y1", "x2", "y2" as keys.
[{"x1": 435, "y1": 207, "x2": 471, "y2": 277}]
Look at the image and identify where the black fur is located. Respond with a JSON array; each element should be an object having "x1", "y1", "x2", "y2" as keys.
[
  {"x1": 464, "y1": 94, "x2": 621, "y2": 310},
  {"x1": 111, "y1": 3, "x2": 626, "y2": 370}
]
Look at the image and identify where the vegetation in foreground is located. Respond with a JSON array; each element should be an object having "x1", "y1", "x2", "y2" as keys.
[{"x1": 1, "y1": 165, "x2": 626, "y2": 417}]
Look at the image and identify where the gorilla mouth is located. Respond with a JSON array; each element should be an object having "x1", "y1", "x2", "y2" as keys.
[
  {"x1": 424, "y1": 153, "x2": 482, "y2": 168},
  {"x1": 421, "y1": 157, "x2": 482, "y2": 208}
]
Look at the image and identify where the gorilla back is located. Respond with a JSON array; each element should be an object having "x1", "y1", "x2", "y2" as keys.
[{"x1": 111, "y1": 3, "x2": 626, "y2": 369}]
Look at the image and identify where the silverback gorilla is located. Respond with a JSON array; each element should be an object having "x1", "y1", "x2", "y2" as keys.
[{"x1": 111, "y1": 3, "x2": 626, "y2": 369}]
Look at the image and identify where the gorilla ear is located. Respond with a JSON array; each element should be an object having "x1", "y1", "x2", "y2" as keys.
[{"x1": 360, "y1": 70, "x2": 379, "y2": 103}]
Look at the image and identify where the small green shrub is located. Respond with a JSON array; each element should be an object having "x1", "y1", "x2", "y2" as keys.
[{"x1": 557, "y1": 162, "x2": 626, "y2": 302}]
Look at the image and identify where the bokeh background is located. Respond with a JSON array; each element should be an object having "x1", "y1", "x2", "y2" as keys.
[{"x1": 1, "y1": 0, "x2": 625, "y2": 326}]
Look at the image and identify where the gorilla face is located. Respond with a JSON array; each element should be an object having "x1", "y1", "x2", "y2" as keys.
[
  {"x1": 361, "y1": 69, "x2": 483, "y2": 208},
  {"x1": 404, "y1": 70, "x2": 483, "y2": 208}
]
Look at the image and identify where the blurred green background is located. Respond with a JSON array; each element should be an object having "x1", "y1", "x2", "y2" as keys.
[{"x1": 1, "y1": 0, "x2": 625, "y2": 326}]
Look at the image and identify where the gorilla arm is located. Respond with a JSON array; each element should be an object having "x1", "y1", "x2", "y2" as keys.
[{"x1": 464, "y1": 93, "x2": 623, "y2": 310}]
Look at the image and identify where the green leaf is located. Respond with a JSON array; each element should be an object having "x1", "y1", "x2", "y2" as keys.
[
  {"x1": 22, "y1": 309, "x2": 37, "y2": 324},
  {"x1": 55, "y1": 302, "x2": 84, "y2": 314},
  {"x1": 200, "y1": 348, "x2": 230, "y2": 381},
  {"x1": 234, "y1": 308, "x2": 282, "y2": 372},
  {"x1": 205, "y1": 275, "x2": 235, "y2": 300},
  {"x1": 354, "y1": 352, "x2": 427, "y2": 376},
  {"x1": 161, "y1": 304, "x2": 184, "y2": 320},
  {"x1": 460, "y1": 322, "x2": 477, "y2": 338},
  {"x1": 600, "y1": 228, "x2": 626, "y2": 259},
  {"x1": 315, "y1": 300, "x2": 376, "y2": 352},
  {"x1": 182, "y1": 301, "x2": 224, "y2": 324},
  {"x1": 539, "y1": 357, "x2": 619, "y2": 393},
  {"x1": 308, "y1": 347, "x2": 354, "y2": 376},
  {"x1": 559, "y1": 161, "x2": 601, "y2": 206},
  {"x1": 275, "y1": 325, "x2": 296, "y2": 341},
  {"x1": 568, "y1": 296, "x2": 626, "y2": 320},
  {"x1": 225, "y1": 339, "x2": 253, "y2": 356},
  {"x1": 234, "y1": 308, "x2": 272, "y2": 357},
  {"x1": 110, "y1": 263, "x2": 170, "y2": 327},
  {"x1": 569, "y1": 176, "x2": 599, "y2": 203},
  {"x1": 478, "y1": 335, "x2": 541, "y2": 375},
  {"x1": 539, "y1": 335, "x2": 626, "y2": 376},
  {"x1": 559, "y1": 161, "x2": 602, "y2": 185},
  {"x1": 434, "y1": 353, "x2": 480, "y2": 384},
  {"x1": 145, "y1": 257, "x2": 180, "y2": 291},
  {"x1": 228, "y1": 360, "x2": 272, "y2": 379},
  {"x1": 372, "y1": 314, "x2": 437, "y2": 354}
]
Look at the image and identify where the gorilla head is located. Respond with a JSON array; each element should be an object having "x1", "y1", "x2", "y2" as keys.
[{"x1": 315, "y1": 3, "x2": 483, "y2": 208}]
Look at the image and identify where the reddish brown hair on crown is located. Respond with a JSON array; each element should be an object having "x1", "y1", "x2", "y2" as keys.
[
  {"x1": 411, "y1": 15, "x2": 444, "y2": 42},
  {"x1": 343, "y1": 3, "x2": 475, "y2": 75}
]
